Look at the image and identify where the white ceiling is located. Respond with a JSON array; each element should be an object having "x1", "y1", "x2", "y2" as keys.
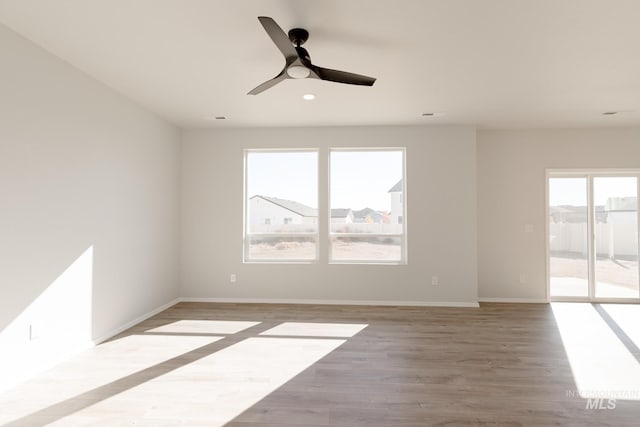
[{"x1": 1, "y1": 0, "x2": 640, "y2": 129}]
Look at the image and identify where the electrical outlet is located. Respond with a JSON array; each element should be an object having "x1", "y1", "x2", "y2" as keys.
[
  {"x1": 29, "y1": 322, "x2": 38, "y2": 341},
  {"x1": 431, "y1": 276, "x2": 439, "y2": 286},
  {"x1": 230, "y1": 274, "x2": 237, "y2": 283},
  {"x1": 519, "y1": 273, "x2": 526, "y2": 284}
]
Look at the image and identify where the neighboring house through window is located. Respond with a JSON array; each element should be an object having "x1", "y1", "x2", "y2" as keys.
[{"x1": 244, "y1": 150, "x2": 318, "y2": 262}]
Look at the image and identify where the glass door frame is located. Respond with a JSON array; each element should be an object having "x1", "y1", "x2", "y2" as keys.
[{"x1": 546, "y1": 169, "x2": 640, "y2": 303}]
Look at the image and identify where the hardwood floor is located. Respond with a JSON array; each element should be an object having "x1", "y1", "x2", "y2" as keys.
[{"x1": 1, "y1": 302, "x2": 639, "y2": 426}]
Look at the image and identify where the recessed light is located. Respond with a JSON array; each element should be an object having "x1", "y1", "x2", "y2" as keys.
[{"x1": 303, "y1": 93, "x2": 316, "y2": 101}]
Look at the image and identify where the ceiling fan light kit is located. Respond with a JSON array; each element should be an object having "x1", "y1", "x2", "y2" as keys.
[
  {"x1": 286, "y1": 65, "x2": 310, "y2": 79},
  {"x1": 248, "y1": 16, "x2": 376, "y2": 95}
]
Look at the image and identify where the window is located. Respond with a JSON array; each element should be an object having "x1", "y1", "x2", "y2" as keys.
[
  {"x1": 244, "y1": 150, "x2": 318, "y2": 262},
  {"x1": 244, "y1": 148, "x2": 407, "y2": 264},
  {"x1": 329, "y1": 149, "x2": 406, "y2": 263}
]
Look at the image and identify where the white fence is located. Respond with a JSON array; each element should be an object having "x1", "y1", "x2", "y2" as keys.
[{"x1": 550, "y1": 222, "x2": 638, "y2": 257}]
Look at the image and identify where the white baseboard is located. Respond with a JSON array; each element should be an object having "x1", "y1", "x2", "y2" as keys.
[
  {"x1": 478, "y1": 297, "x2": 548, "y2": 303},
  {"x1": 92, "y1": 297, "x2": 181, "y2": 345},
  {"x1": 180, "y1": 297, "x2": 479, "y2": 308}
]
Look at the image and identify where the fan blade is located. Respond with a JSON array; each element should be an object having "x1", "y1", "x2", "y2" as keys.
[
  {"x1": 311, "y1": 66, "x2": 376, "y2": 86},
  {"x1": 258, "y1": 16, "x2": 298, "y2": 61},
  {"x1": 248, "y1": 69, "x2": 288, "y2": 95}
]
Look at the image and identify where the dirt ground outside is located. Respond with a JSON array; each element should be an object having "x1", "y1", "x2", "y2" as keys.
[
  {"x1": 249, "y1": 240, "x2": 401, "y2": 261},
  {"x1": 550, "y1": 252, "x2": 639, "y2": 297},
  {"x1": 550, "y1": 254, "x2": 638, "y2": 288}
]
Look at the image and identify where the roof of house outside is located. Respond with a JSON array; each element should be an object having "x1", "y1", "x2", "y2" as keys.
[
  {"x1": 253, "y1": 196, "x2": 352, "y2": 219},
  {"x1": 353, "y1": 208, "x2": 384, "y2": 220},
  {"x1": 251, "y1": 195, "x2": 317, "y2": 217},
  {"x1": 388, "y1": 179, "x2": 403, "y2": 193},
  {"x1": 330, "y1": 208, "x2": 352, "y2": 218}
]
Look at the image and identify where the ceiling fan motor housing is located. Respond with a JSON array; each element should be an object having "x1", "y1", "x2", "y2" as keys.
[{"x1": 288, "y1": 28, "x2": 309, "y2": 46}]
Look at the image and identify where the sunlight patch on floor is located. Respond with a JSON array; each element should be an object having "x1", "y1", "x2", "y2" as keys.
[
  {"x1": 551, "y1": 302, "x2": 640, "y2": 400},
  {"x1": 0, "y1": 334, "x2": 221, "y2": 424},
  {"x1": 54, "y1": 336, "x2": 347, "y2": 425},
  {"x1": 260, "y1": 322, "x2": 368, "y2": 337},
  {"x1": 600, "y1": 304, "x2": 640, "y2": 350},
  {"x1": 145, "y1": 319, "x2": 260, "y2": 335}
]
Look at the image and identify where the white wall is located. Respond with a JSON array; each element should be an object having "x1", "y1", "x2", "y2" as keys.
[
  {"x1": 0, "y1": 24, "x2": 181, "y2": 390},
  {"x1": 181, "y1": 126, "x2": 478, "y2": 305},
  {"x1": 477, "y1": 128, "x2": 640, "y2": 301}
]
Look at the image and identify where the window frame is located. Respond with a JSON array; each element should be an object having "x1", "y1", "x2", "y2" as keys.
[
  {"x1": 328, "y1": 147, "x2": 408, "y2": 265},
  {"x1": 243, "y1": 148, "x2": 320, "y2": 263}
]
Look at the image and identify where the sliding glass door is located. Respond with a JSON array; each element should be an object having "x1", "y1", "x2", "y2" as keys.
[
  {"x1": 593, "y1": 177, "x2": 639, "y2": 298},
  {"x1": 548, "y1": 172, "x2": 640, "y2": 301},
  {"x1": 548, "y1": 177, "x2": 589, "y2": 298}
]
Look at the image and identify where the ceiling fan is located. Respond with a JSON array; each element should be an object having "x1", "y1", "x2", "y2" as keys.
[{"x1": 248, "y1": 16, "x2": 376, "y2": 95}]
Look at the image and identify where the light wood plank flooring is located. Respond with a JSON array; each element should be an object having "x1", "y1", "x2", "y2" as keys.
[{"x1": 1, "y1": 302, "x2": 639, "y2": 426}]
